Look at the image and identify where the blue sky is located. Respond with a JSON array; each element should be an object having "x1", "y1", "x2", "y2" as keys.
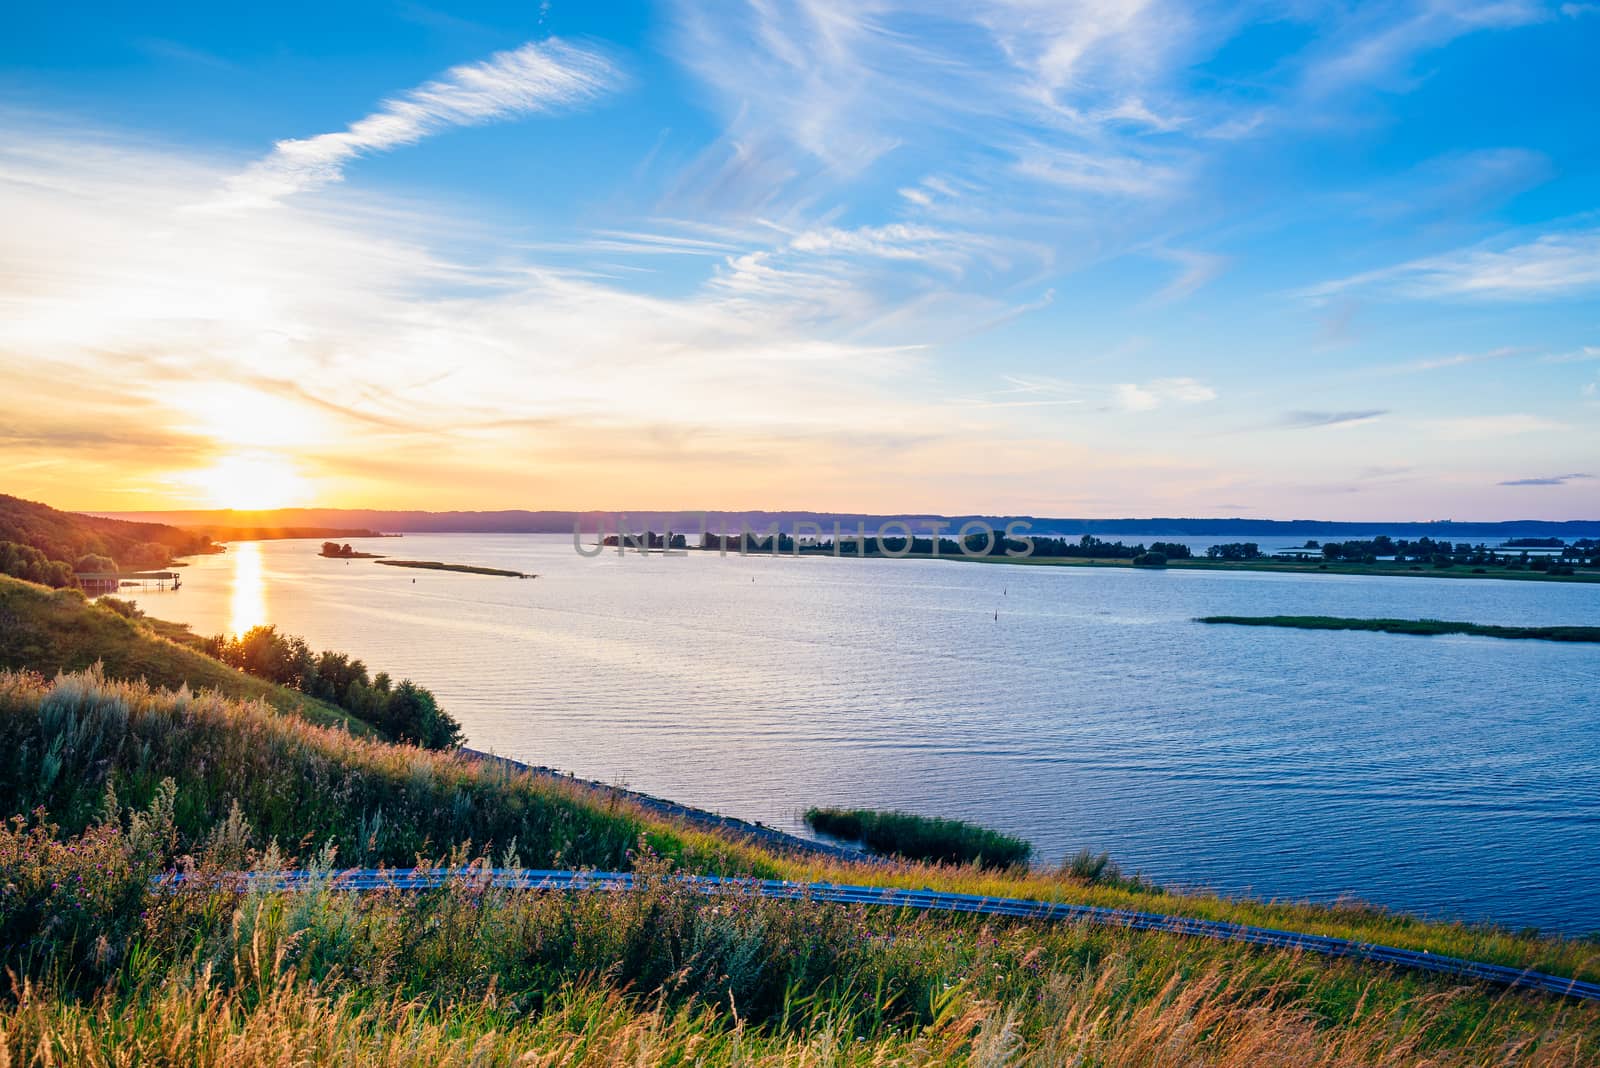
[{"x1": 1, "y1": 1, "x2": 1597, "y2": 518}]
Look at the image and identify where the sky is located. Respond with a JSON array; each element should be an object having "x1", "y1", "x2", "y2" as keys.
[{"x1": 2, "y1": 1, "x2": 1598, "y2": 520}]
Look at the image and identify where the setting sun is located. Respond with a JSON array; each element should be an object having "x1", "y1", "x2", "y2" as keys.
[{"x1": 186, "y1": 452, "x2": 311, "y2": 510}]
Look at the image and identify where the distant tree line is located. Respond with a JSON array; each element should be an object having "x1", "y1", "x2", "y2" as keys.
[
  {"x1": 605, "y1": 531, "x2": 689, "y2": 550},
  {"x1": 1309, "y1": 536, "x2": 1595, "y2": 573},
  {"x1": 201, "y1": 625, "x2": 462, "y2": 750}
]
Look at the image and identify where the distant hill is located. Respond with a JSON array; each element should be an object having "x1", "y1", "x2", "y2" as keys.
[
  {"x1": 0, "y1": 493, "x2": 217, "y2": 571},
  {"x1": 99, "y1": 506, "x2": 1600, "y2": 541}
]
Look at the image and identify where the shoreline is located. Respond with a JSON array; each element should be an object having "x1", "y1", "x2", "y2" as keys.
[{"x1": 459, "y1": 748, "x2": 868, "y2": 862}]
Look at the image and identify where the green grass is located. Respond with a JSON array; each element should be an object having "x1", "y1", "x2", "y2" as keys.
[
  {"x1": 1199, "y1": 615, "x2": 1600, "y2": 642},
  {"x1": 0, "y1": 575, "x2": 369, "y2": 734},
  {"x1": 374, "y1": 559, "x2": 532, "y2": 577},
  {"x1": 805, "y1": 807, "x2": 1033, "y2": 870}
]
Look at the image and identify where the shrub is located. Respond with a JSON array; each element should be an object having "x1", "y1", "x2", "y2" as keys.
[
  {"x1": 1133, "y1": 552, "x2": 1167, "y2": 567},
  {"x1": 96, "y1": 596, "x2": 144, "y2": 621},
  {"x1": 0, "y1": 786, "x2": 174, "y2": 987}
]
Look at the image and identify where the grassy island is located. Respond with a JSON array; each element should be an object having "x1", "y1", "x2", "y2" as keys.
[
  {"x1": 1199, "y1": 615, "x2": 1600, "y2": 643},
  {"x1": 805, "y1": 806, "x2": 1034, "y2": 870},
  {"x1": 375, "y1": 559, "x2": 533, "y2": 577}
]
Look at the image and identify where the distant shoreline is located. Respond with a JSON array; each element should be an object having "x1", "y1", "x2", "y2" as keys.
[
  {"x1": 927, "y1": 552, "x2": 1600, "y2": 583},
  {"x1": 676, "y1": 546, "x2": 1600, "y2": 583},
  {"x1": 1199, "y1": 616, "x2": 1600, "y2": 643}
]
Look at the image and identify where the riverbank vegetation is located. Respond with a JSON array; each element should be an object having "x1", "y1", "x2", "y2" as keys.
[
  {"x1": 375, "y1": 559, "x2": 532, "y2": 578},
  {"x1": 1199, "y1": 615, "x2": 1600, "y2": 643},
  {"x1": 198, "y1": 625, "x2": 462, "y2": 748},
  {"x1": 805, "y1": 807, "x2": 1034, "y2": 870}
]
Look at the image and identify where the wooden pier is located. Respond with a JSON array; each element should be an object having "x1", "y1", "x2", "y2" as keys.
[{"x1": 75, "y1": 571, "x2": 181, "y2": 594}]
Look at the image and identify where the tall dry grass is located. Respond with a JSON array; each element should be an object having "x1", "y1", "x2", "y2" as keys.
[{"x1": 5, "y1": 956, "x2": 1595, "y2": 1066}]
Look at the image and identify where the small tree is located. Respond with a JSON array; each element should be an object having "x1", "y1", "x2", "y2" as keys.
[{"x1": 74, "y1": 553, "x2": 117, "y2": 574}]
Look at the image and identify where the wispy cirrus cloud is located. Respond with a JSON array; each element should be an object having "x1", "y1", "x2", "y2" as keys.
[
  {"x1": 220, "y1": 40, "x2": 621, "y2": 206},
  {"x1": 1278, "y1": 409, "x2": 1389, "y2": 429},
  {"x1": 1428, "y1": 413, "x2": 1571, "y2": 439},
  {"x1": 950, "y1": 373, "x2": 1216, "y2": 414},
  {"x1": 1150, "y1": 247, "x2": 1228, "y2": 302},
  {"x1": 1298, "y1": 0, "x2": 1546, "y2": 96},
  {"x1": 1302, "y1": 227, "x2": 1600, "y2": 302},
  {"x1": 1499, "y1": 472, "x2": 1593, "y2": 486}
]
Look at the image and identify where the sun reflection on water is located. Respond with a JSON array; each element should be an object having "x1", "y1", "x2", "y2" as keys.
[{"x1": 228, "y1": 541, "x2": 267, "y2": 636}]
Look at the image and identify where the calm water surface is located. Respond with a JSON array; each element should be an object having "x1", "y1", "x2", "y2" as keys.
[{"x1": 130, "y1": 534, "x2": 1600, "y2": 933}]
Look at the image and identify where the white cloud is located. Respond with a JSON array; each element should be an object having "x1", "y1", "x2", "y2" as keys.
[
  {"x1": 664, "y1": 0, "x2": 1227, "y2": 218},
  {"x1": 1115, "y1": 377, "x2": 1217, "y2": 411},
  {"x1": 789, "y1": 223, "x2": 953, "y2": 259},
  {"x1": 220, "y1": 40, "x2": 620, "y2": 206},
  {"x1": 1300, "y1": 1, "x2": 1545, "y2": 96},
  {"x1": 1303, "y1": 228, "x2": 1600, "y2": 302},
  {"x1": 1013, "y1": 148, "x2": 1181, "y2": 197}
]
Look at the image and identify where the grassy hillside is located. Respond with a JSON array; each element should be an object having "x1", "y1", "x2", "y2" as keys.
[
  {"x1": 2, "y1": 671, "x2": 1598, "y2": 1064},
  {"x1": 0, "y1": 575, "x2": 368, "y2": 734}
]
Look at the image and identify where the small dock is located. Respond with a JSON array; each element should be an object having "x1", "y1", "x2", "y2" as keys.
[{"x1": 76, "y1": 571, "x2": 181, "y2": 594}]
